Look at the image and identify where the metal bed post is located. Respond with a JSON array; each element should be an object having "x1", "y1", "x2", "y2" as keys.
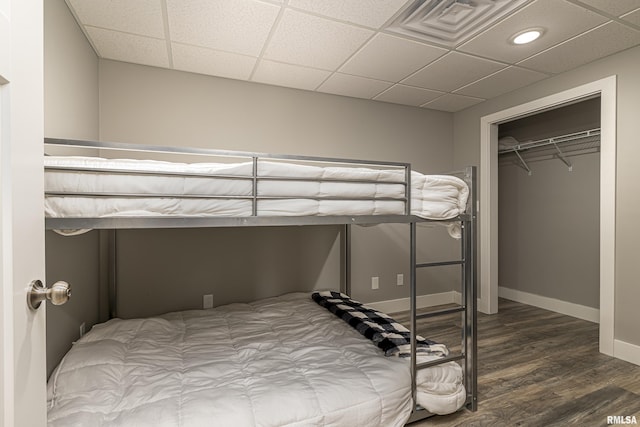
[
  {"x1": 252, "y1": 157, "x2": 258, "y2": 217},
  {"x1": 464, "y1": 166, "x2": 478, "y2": 411},
  {"x1": 410, "y1": 222, "x2": 417, "y2": 405},
  {"x1": 342, "y1": 224, "x2": 352, "y2": 295},
  {"x1": 108, "y1": 229, "x2": 117, "y2": 319}
]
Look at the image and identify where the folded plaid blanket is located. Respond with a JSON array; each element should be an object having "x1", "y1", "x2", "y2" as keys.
[{"x1": 312, "y1": 291, "x2": 448, "y2": 358}]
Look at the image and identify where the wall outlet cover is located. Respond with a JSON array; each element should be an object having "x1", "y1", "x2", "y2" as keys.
[{"x1": 203, "y1": 294, "x2": 214, "y2": 309}]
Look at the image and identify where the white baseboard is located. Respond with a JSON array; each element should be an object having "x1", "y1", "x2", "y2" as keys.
[
  {"x1": 367, "y1": 291, "x2": 458, "y2": 314},
  {"x1": 452, "y1": 291, "x2": 461, "y2": 305},
  {"x1": 498, "y1": 286, "x2": 600, "y2": 324},
  {"x1": 614, "y1": 339, "x2": 640, "y2": 367}
]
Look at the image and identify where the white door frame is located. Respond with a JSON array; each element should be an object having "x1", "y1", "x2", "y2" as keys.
[
  {"x1": 479, "y1": 76, "x2": 616, "y2": 356},
  {"x1": 0, "y1": 82, "x2": 12, "y2": 427},
  {"x1": 1, "y1": 0, "x2": 47, "y2": 426},
  {"x1": 1, "y1": 9, "x2": 12, "y2": 427}
]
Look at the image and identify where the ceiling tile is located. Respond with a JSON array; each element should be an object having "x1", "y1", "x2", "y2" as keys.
[
  {"x1": 63, "y1": 0, "x2": 640, "y2": 113},
  {"x1": 264, "y1": 9, "x2": 374, "y2": 70},
  {"x1": 252, "y1": 60, "x2": 331, "y2": 90},
  {"x1": 458, "y1": 0, "x2": 608, "y2": 64},
  {"x1": 572, "y1": 0, "x2": 640, "y2": 17},
  {"x1": 288, "y1": 0, "x2": 410, "y2": 29},
  {"x1": 166, "y1": 0, "x2": 280, "y2": 57},
  {"x1": 86, "y1": 27, "x2": 169, "y2": 68},
  {"x1": 519, "y1": 21, "x2": 640, "y2": 74},
  {"x1": 455, "y1": 66, "x2": 548, "y2": 98},
  {"x1": 621, "y1": 8, "x2": 640, "y2": 26},
  {"x1": 422, "y1": 94, "x2": 485, "y2": 112},
  {"x1": 317, "y1": 73, "x2": 393, "y2": 99},
  {"x1": 339, "y1": 33, "x2": 447, "y2": 82},
  {"x1": 66, "y1": 0, "x2": 165, "y2": 38},
  {"x1": 374, "y1": 84, "x2": 443, "y2": 107},
  {"x1": 172, "y1": 43, "x2": 256, "y2": 80},
  {"x1": 402, "y1": 52, "x2": 505, "y2": 92}
]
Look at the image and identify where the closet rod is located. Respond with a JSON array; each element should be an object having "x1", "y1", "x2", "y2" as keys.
[
  {"x1": 498, "y1": 127, "x2": 600, "y2": 155},
  {"x1": 500, "y1": 127, "x2": 600, "y2": 174}
]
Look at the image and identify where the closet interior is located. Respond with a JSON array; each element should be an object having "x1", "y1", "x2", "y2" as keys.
[{"x1": 497, "y1": 97, "x2": 601, "y2": 319}]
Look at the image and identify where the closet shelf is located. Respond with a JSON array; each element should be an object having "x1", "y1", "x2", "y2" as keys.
[{"x1": 498, "y1": 128, "x2": 600, "y2": 174}]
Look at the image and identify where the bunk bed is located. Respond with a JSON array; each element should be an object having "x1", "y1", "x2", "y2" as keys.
[{"x1": 43, "y1": 138, "x2": 478, "y2": 426}]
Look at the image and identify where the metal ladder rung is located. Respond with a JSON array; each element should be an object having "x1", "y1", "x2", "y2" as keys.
[
  {"x1": 417, "y1": 353, "x2": 465, "y2": 370},
  {"x1": 416, "y1": 260, "x2": 464, "y2": 268},
  {"x1": 416, "y1": 305, "x2": 465, "y2": 320}
]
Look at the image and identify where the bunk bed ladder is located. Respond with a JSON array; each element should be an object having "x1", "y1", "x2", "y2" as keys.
[{"x1": 407, "y1": 165, "x2": 477, "y2": 423}]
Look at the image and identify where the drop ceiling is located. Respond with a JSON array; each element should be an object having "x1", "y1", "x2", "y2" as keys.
[{"x1": 65, "y1": 0, "x2": 640, "y2": 112}]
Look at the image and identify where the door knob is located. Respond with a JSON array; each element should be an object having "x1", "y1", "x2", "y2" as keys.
[{"x1": 27, "y1": 280, "x2": 71, "y2": 310}]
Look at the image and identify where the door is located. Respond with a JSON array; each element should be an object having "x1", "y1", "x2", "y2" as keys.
[{"x1": 1, "y1": 0, "x2": 47, "y2": 426}]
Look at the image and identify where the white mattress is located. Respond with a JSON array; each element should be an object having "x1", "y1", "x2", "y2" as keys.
[
  {"x1": 47, "y1": 293, "x2": 466, "y2": 427},
  {"x1": 44, "y1": 156, "x2": 468, "y2": 222}
]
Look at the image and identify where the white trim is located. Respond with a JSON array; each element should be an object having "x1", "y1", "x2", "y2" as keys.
[
  {"x1": 480, "y1": 76, "x2": 617, "y2": 357},
  {"x1": 367, "y1": 291, "x2": 458, "y2": 314},
  {"x1": 614, "y1": 340, "x2": 640, "y2": 367},
  {"x1": 479, "y1": 118, "x2": 499, "y2": 314},
  {"x1": 598, "y1": 76, "x2": 617, "y2": 356},
  {"x1": 452, "y1": 291, "x2": 461, "y2": 305},
  {"x1": 0, "y1": 69, "x2": 13, "y2": 427},
  {"x1": 498, "y1": 286, "x2": 600, "y2": 323}
]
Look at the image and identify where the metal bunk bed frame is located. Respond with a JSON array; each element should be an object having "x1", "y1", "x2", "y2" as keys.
[{"x1": 44, "y1": 138, "x2": 477, "y2": 423}]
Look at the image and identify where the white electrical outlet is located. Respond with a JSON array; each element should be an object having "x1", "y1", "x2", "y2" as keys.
[
  {"x1": 371, "y1": 276, "x2": 379, "y2": 290},
  {"x1": 79, "y1": 322, "x2": 86, "y2": 337},
  {"x1": 203, "y1": 294, "x2": 214, "y2": 309},
  {"x1": 397, "y1": 274, "x2": 404, "y2": 286}
]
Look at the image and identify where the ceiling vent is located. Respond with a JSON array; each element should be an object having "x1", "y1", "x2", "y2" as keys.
[{"x1": 386, "y1": 0, "x2": 532, "y2": 47}]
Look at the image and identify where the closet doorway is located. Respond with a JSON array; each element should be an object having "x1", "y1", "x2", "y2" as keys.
[
  {"x1": 479, "y1": 76, "x2": 617, "y2": 356},
  {"x1": 497, "y1": 98, "x2": 601, "y2": 323}
]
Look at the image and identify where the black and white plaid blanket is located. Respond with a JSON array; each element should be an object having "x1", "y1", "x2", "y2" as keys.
[{"x1": 312, "y1": 291, "x2": 448, "y2": 358}]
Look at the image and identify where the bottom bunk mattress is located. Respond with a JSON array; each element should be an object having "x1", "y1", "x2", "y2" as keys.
[{"x1": 47, "y1": 293, "x2": 466, "y2": 427}]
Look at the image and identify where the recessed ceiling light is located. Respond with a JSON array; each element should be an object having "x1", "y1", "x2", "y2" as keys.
[{"x1": 511, "y1": 28, "x2": 544, "y2": 45}]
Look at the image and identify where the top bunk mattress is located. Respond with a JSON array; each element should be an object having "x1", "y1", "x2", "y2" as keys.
[{"x1": 44, "y1": 156, "x2": 469, "y2": 224}]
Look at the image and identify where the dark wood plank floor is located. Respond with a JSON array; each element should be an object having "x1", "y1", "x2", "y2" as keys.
[{"x1": 393, "y1": 298, "x2": 640, "y2": 426}]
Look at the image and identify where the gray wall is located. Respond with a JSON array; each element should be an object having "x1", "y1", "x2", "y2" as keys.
[
  {"x1": 453, "y1": 45, "x2": 640, "y2": 346},
  {"x1": 499, "y1": 153, "x2": 600, "y2": 308},
  {"x1": 44, "y1": 0, "x2": 101, "y2": 376},
  {"x1": 98, "y1": 60, "x2": 459, "y2": 317},
  {"x1": 498, "y1": 97, "x2": 601, "y2": 141},
  {"x1": 44, "y1": 0, "x2": 98, "y2": 140},
  {"x1": 114, "y1": 227, "x2": 341, "y2": 319}
]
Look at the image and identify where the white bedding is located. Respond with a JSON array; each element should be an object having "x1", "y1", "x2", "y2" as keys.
[
  {"x1": 47, "y1": 293, "x2": 466, "y2": 427},
  {"x1": 44, "y1": 156, "x2": 469, "y2": 224}
]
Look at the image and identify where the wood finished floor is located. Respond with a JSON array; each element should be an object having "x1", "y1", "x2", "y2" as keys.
[{"x1": 393, "y1": 298, "x2": 640, "y2": 427}]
